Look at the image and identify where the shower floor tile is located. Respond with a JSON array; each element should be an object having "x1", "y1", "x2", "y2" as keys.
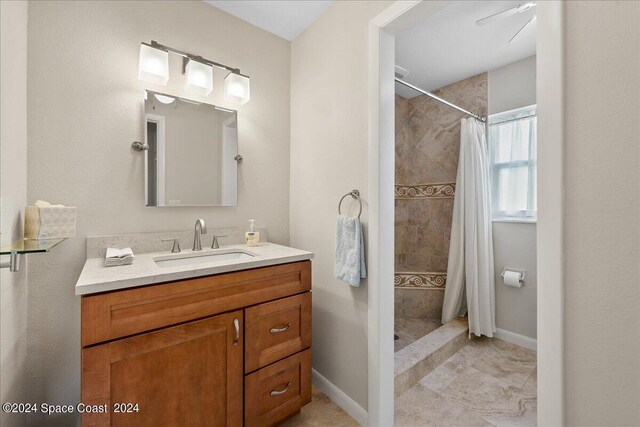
[{"x1": 394, "y1": 318, "x2": 442, "y2": 352}]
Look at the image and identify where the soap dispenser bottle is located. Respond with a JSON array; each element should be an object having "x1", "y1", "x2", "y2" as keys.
[{"x1": 245, "y1": 219, "x2": 260, "y2": 247}]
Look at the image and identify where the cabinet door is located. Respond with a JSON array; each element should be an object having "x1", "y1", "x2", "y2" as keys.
[{"x1": 81, "y1": 311, "x2": 243, "y2": 427}]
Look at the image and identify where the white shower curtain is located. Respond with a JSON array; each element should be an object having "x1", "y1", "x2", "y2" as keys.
[{"x1": 441, "y1": 118, "x2": 496, "y2": 337}]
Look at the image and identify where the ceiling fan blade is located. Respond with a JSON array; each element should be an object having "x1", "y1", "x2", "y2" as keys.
[
  {"x1": 476, "y1": 2, "x2": 537, "y2": 26},
  {"x1": 508, "y1": 15, "x2": 536, "y2": 44}
]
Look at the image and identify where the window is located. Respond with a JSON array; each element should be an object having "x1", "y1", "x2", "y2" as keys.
[{"x1": 489, "y1": 105, "x2": 537, "y2": 221}]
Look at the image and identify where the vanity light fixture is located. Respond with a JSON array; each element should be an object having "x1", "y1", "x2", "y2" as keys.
[
  {"x1": 185, "y1": 59, "x2": 213, "y2": 96},
  {"x1": 214, "y1": 106, "x2": 235, "y2": 113},
  {"x1": 138, "y1": 40, "x2": 250, "y2": 105},
  {"x1": 138, "y1": 43, "x2": 169, "y2": 85},
  {"x1": 154, "y1": 94, "x2": 176, "y2": 105},
  {"x1": 178, "y1": 97, "x2": 203, "y2": 105},
  {"x1": 224, "y1": 72, "x2": 251, "y2": 105}
]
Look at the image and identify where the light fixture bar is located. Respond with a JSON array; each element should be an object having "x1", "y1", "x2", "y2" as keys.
[{"x1": 143, "y1": 41, "x2": 248, "y2": 78}]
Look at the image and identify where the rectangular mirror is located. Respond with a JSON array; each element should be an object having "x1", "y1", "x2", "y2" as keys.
[{"x1": 144, "y1": 90, "x2": 238, "y2": 206}]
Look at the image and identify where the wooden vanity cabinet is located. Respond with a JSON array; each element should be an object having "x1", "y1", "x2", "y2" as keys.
[{"x1": 81, "y1": 261, "x2": 312, "y2": 427}]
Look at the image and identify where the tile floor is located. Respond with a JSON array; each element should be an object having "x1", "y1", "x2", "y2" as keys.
[
  {"x1": 285, "y1": 338, "x2": 536, "y2": 427},
  {"x1": 395, "y1": 337, "x2": 537, "y2": 427},
  {"x1": 282, "y1": 385, "x2": 359, "y2": 427},
  {"x1": 395, "y1": 318, "x2": 442, "y2": 352}
]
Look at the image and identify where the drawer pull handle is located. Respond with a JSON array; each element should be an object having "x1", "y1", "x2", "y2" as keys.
[
  {"x1": 270, "y1": 382, "x2": 291, "y2": 396},
  {"x1": 233, "y1": 318, "x2": 240, "y2": 346},
  {"x1": 270, "y1": 322, "x2": 291, "y2": 333}
]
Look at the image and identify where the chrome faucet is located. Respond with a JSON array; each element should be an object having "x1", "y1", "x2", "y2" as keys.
[
  {"x1": 192, "y1": 218, "x2": 207, "y2": 251},
  {"x1": 211, "y1": 234, "x2": 227, "y2": 249},
  {"x1": 161, "y1": 237, "x2": 181, "y2": 253}
]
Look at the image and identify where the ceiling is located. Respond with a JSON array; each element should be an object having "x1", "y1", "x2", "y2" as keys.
[
  {"x1": 395, "y1": 1, "x2": 536, "y2": 98},
  {"x1": 205, "y1": 0, "x2": 334, "y2": 41}
]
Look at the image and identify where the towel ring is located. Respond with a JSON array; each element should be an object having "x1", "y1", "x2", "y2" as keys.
[{"x1": 338, "y1": 189, "x2": 362, "y2": 218}]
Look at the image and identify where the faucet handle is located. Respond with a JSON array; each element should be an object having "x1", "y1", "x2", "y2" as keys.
[
  {"x1": 211, "y1": 235, "x2": 227, "y2": 249},
  {"x1": 161, "y1": 237, "x2": 181, "y2": 253}
]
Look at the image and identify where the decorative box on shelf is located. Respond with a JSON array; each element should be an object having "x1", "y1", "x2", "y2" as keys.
[{"x1": 24, "y1": 201, "x2": 76, "y2": 240}]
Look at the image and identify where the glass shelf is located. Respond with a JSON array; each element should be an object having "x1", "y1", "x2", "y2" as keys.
[{"x1": 0, "y1": 238, "x2": 67, "y2": 255}]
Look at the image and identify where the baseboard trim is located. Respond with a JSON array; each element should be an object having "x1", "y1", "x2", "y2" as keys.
[
  {"x1": 495, "y1": 328, "x2": 537, "y2": 351},
  {"x1": 311, "y1": 368, "x2": 368, "y2": 426}
]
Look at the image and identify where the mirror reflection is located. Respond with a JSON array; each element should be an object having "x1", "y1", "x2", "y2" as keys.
[{"x1": 144, "y1": 90, "x2": 238, "y2": 207}]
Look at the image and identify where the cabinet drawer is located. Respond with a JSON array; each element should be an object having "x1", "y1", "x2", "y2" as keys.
[
  {"x1": 82, "y1": 261, "x2": 311, "y2": 347},
  {"x1": 244, "y1": 349, "x2": 311, "y2": 427},
  {"x1": 245, "y1": 293, "x2": 311, "y2": 373}
]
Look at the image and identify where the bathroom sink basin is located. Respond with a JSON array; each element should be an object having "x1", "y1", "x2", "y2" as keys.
[{"x1": 154, "y1": 249, "x2": 256, "y2": 268}]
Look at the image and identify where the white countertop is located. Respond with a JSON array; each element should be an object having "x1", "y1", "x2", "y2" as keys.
[{"x1": 75, "y1": 242, "x2": 313, "y2": 296}]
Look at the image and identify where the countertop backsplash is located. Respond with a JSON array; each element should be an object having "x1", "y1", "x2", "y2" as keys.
[{"x1": 86, "y1": 227, "x2": 268, "y2": 259}]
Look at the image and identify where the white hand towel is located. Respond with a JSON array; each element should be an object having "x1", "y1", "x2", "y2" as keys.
[
  {"x1": 105, "y1": 247, "x2": 134, "y2": 267},
  {"x1": 335, "y1": 215, "x2": 367, "y2": 287},
  {"x1": 106, "y1": 247, "x2": 134, "y2": 259}
]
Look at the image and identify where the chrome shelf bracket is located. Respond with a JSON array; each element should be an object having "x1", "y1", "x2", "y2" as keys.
[{"x1": 0, "y1": 251, "x2": 22, "y2": 272}]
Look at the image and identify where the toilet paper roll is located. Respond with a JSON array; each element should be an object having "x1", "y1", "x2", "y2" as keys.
[{"x1": 503, "y1": 270, "x2": 523, "y2": 287}]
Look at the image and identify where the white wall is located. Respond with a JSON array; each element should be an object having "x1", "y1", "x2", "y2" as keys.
[
  {"x1": 488, "y1": 56, "x2": 537, "y2": 340},
  {"x1": 0, "y1": 2, "x2": 28, "y2": 426},
  {"x1": 488, "y1": 56, "x2": 536, "y2": 114},
  {"x1": 26, "y1": 2, "x2": 290, "y2": 425},
  {"x1": 290, "y1": 0, "x2": 393, "y2": 411},
  {"x1": 564, "y1": 2, "x2": 640, "y2": 425},
  {"x1": 491, "y1": 222, "x2": 537, "y2": 340}
]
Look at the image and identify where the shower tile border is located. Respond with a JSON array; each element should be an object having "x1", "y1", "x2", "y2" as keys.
[
  {"x1": 395, "y1": 183, "x2": 456, "y2": 199},
  {"x1": 395, "y1": 272, "x2": 447, "y2": 289}
]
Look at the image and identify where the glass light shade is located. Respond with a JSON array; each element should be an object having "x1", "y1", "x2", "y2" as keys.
[
  {"x1": 185, "y1": 60, "x2": 213, "y2": 96},
  {"x1": 224, "y1": 73, "x2": 250, "y2": 105},
  {"x1": 154, "y1": 94, "x2": 175, "y2": 104},
  {"x1": 138, "y1": 44, "x2": 169, "y2": 85}
]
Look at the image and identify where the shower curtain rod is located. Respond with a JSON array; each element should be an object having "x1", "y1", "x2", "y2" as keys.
[{"x1": 395, "y1": 78, "x2": 487, "y2": 123}]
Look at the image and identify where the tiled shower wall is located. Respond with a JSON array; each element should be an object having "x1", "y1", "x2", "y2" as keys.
[{"x1": 395, "y1": 73, "x2": 488, "y2": 321}]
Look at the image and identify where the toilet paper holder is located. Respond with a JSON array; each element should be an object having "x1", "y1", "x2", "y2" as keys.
[{"x1": 501, "y1": 268, "x2": 526, "y2": 285}]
